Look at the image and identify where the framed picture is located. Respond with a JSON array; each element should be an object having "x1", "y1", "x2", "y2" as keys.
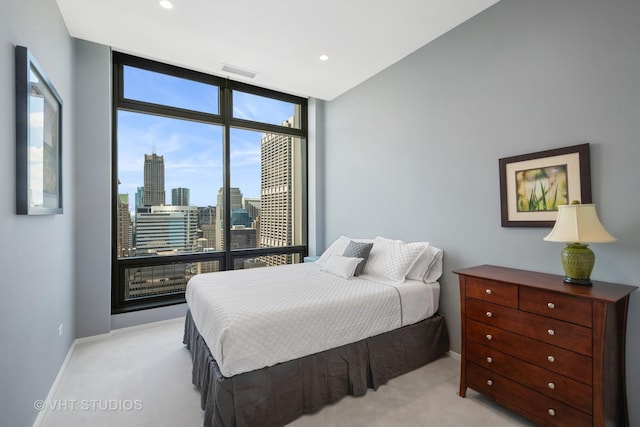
[
  {"x1": 499, "y1": 144, "x2": 591, "y2": 227},
  {"x1": 15, "y1": 45, "x2": 63, "y2": 215}
]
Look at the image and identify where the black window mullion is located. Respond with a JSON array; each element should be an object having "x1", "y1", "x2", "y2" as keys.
[
  {"x1": 222, "y1": 84, "x2": 232, "y2": 270},
  {"x1": 117, "y1": 99, "x2": 224, "y2": 127},
  {"x1": 112, "y1": 59, "x2": 124, "y2": 312},
  {"x1": 229, "y1": 117, "x2": 305, "y2": 138}
]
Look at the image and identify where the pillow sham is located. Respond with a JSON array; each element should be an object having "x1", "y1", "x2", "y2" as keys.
[
  {"x1": 342, "y1": 241, "x2": 373, "y2": 276},
  {"x1": 423, "y1": 246, "x2": 444, "y2": 282},
  {"x1": 361, "y1": 237, "x2": 427, "y2": 284},
  {"x1": 406, "y1": 243, "x2": 443, "y2": 281},
  {"x1": 321, "y1": 255, "x2": 363, "y2": 279},
  {"x1": 316, "y1": 235, "x2": 350, "y2": 266}
]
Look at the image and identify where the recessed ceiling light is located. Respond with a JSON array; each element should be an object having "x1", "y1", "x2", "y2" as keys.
[
  {"x1": 159, "y1": 0, "x2": 174, "y2": 9},
  {"x1": 319, "y1": 54, "x2": 329, "y2": 61}
]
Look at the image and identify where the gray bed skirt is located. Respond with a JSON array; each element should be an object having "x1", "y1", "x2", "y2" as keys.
[{"x1": 183, "y1": 310, "x2": 449, "y2": 427}]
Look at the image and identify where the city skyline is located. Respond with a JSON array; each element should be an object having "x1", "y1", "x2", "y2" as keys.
[{"x1": 116, "y1": 121, "x2": 302, "y2": 295}]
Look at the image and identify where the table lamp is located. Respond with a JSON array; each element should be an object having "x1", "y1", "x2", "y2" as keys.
[{"x1": 543, "y1": 201, "x2": 616, "y2": 285}]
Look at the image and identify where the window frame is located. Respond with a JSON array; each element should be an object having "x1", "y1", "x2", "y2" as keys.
[{"x1": 111, "y1": 52, "x2": 308, "y2": 313}]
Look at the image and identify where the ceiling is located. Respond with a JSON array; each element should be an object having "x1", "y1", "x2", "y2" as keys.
[{"x1": 55, "y1": 0, "x2": 500, "y2": 101}]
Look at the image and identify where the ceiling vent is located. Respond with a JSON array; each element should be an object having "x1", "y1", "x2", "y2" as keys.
[{"x1": 221, "y1": 64, "x2": 256, "y2": 79}]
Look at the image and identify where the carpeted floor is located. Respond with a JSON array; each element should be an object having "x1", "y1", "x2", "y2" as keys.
[{"x1": 39, "y1": 317, "x2": 535, "y2": 427}]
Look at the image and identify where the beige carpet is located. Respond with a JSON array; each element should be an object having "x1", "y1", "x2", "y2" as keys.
[{"x1": 39, "y1": 318, "x2": 535, "y2": 427}]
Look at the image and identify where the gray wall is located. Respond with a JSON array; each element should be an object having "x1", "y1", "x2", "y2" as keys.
[
  {"x1": 0, "y1": 1, "x2": 75, "y2": 426},
  {"x1": 307, "y1": 98, "x2": 326, "y2": 256},
  {"x1": 73, "y1": 38, "x2": 112, "y2": 338},
  {"x1": 73, "y1": 39, "x2": 191, "y2": 333},
  {"x1": 322, "y1": 0, "x2": 640, "y2": 423}
]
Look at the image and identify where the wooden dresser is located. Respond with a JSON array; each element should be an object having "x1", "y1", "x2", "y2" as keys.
[{"x1": 455, "y1": 265, "x2": 636, "y2": 426}]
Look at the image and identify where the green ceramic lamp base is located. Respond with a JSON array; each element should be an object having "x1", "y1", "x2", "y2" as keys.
[{"x1": 560, "y1": 243, "x2": 595, "y2": 286}]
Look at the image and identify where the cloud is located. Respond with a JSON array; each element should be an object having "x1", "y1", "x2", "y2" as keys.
[
  {"x1": 30, "y1": 111, "x2": 44, "y2": 128},
  {"x1": 28, "y1": 146, "x2": 44, "y2": 205},
  {"x1": 232, "y1": 91, "x2": 294, "y2": 125}
]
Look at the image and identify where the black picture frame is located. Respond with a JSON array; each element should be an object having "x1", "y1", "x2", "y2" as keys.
[
  {"x1": 499, "y1": 143, "x2": 591, "y2": 227},
  {"x1": 15, "y1": 45, "x2": 63, "y2": 215}
]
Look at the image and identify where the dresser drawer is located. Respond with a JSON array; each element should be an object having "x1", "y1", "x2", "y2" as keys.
[
  {"x1": 467, "y1": 363, "x2": 592, "y2": 427},
  {"x1": 520, "y1": 287, "x2": 592, "y2": 327},
  {"x1": 466, "y1": 298, "x2": 592, "y2": 356},
  {"x1": 466, "y1": 319, "x2": 592, "y2": 385},
  {"x1": 466, "y1": 341, "x2": 592, "y2": 414},
  {"x1": 465, "y1": 277, "x2": 518, "y2": 308}
]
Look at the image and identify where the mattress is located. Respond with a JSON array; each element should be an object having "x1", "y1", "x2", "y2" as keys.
[{"x1": 185, "y1": 262, "x2": 439, "y2": 377}]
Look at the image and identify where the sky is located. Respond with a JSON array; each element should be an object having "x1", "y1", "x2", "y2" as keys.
[
  {"x1": 28, "y1": 68, "x2": 60, "y2": 207},
  {"x1": 117, "y1": 66, "x2": 297, "y2": 209}
]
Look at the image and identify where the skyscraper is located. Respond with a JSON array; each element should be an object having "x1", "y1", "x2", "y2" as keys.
[
  {"x1": 143, "y1": 153, "x2": 165, "y2": 206},
  {"x1": 215, "y1": 187, "x2": 245, "y2": 250},
  {"x1": 172, "y1": 187, "x2": 190, "y2": 206},
  {"x1": 259, "y1": 116, "x2": 302, "y2": 266},
  {"x1": 244, "y1": 198, "x2": 261, "y2": 223},
  {"x1": 135, "y1": 186, "x2": 144, "y2": 209},
  {"x1": 117, "y1": 194, "x2": 132, "y2": 257},
  {"x1": 135, "y1": 205, "x2": 198, "y2": 254},
  {"x1": 197, "y1": 206, "x2": 216, "y2": 253}
]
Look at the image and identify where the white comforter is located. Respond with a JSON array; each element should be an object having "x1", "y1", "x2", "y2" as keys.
[{"x1": 185, "y1": 262, "x2": 439, "y2": 377}]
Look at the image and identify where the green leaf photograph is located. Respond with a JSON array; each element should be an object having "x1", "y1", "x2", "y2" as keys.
[{"x1": 515, "y1": 165, "x2": 567, "y2": 212}]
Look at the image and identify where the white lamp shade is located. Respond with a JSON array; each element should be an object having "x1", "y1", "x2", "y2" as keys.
[{"x1": 544, "y1": 203, "x2": 616, "y2": 243}]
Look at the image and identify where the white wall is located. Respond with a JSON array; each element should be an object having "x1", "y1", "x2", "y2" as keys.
[
  {"x1": 321, "y1": 0, "x2": 640, "y2": 423},
  {"x1": 0, "y1": 1, "x2": 75, "y2": 426}
]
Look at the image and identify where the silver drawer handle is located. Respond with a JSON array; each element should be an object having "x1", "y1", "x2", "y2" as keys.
[
  {"x1": 487, "y1": 379, "x2": 493, "y2": 386},
  {"x1": 486, "y1": 334, "x2": 492, "y2": 341},
  {"x1": 486, "y1": 357, "x2": 493, "y2": 363},
  {"x1": 485, "y1": 289, "x2": 492, "y2": 295},
  {"x1": 547, "y1": 302, "x2": 555, "y2": 309},
  {"x1": 547, "y1": 355, "x2": 555, "y2": 363},
  {"x1": 548, "y1": 382, "x2": 556, "y2": 390},
  {"x1": 486, "y1": 311, "x2": 493, "y2": 318},
  {"x1": 547, "y1": 329, "x2": 555, "y2": 336},
  {"x1": 548, "y1": 408, "x2": 556, "y2": 416}
]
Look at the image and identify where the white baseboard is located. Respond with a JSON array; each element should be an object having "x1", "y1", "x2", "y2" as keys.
[{"x1": 32, "y1": 340, "x2": 78, "y2": 427}]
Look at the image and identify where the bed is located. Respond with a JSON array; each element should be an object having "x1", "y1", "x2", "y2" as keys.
[{"x1": 183, "y1": 236, "x2": 450, "y2": 427}]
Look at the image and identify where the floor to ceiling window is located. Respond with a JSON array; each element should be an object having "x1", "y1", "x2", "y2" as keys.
[{"x1": 112, "y1": 53, "x2": 307, "y2": 313}]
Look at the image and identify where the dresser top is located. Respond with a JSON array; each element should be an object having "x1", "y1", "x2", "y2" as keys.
[{"x1": 454, "y1": 264, "x2": 637, "y2": 302}]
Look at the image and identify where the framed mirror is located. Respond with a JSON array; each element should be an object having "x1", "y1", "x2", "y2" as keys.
[{"x1": 15, "y1": 45, "x2": 63, "y2": 215}]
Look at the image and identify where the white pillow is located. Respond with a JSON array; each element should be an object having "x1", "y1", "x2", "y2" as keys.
[
  {"x1": 316, "y1": 236, "x2": 350, "y2": 266},
  {"x1": 424, "y1": 246, "x2": 444, "y2": 282},
  {"x1": 404, "y1": 242, "x2": 429, "y2": 279},
  {"x1": 360, "y1": 237, "x2": 427, "y2": 285},
  {"x1": 316, "y1": 236, "x2": 374, "y2": 266},
  {"x1": 406, "y1": 244, "x2": 444, "y2": 282},
  {"x1": 321, "y1": 255, "x2": 363, "y2": 279}
]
